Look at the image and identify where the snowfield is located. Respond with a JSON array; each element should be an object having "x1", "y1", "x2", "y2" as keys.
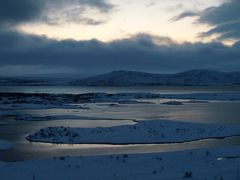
[
  {"x1": 0, "y1": 92, "x2": 240, "y2": 110},
  {"x1": 160, "y1": 93, "x2": 240, "y2": 101},
  {"x1": 27, "y1": 120, "x2": 240, "y2": 144},
  {"x1": 0, "y1": 102, "x2": 88, "y2": 110},
  {"x1": 0, "y1": 146, "x2": 240, "y2": 180},
  {"x1": 161, "y1": 101, "x2": 184, "y2": 105},
  {"x1": 1, "y1": 90, "x2": 240, "y2": 180},
  {"x1": 14, "y1": 114, "x2": 131, "y2": 121},
  {"x1": 0, "y1": 140, "x2": 12, "y2": 150}
]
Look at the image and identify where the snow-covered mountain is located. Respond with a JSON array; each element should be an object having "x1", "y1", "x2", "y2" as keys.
[{"x1": 71, "y1": 70, "x2": 240, "y2": 86}]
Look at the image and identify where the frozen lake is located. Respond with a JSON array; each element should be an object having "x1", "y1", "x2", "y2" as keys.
[
  {"x1": 1, "y1": 85, "x2": 240, "y2": 94},
  {"x1": 0, "y1": 86, "x2": 240, "y2": 161}
]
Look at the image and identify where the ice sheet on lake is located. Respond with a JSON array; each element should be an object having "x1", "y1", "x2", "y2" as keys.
[{"x1": 0, "y1": 140, "x2": 12, "y2": 150}]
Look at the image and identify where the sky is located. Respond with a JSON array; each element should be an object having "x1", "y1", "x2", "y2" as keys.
[{"x1": 0, "y1": 0, "x2": 240, "y2": 77}]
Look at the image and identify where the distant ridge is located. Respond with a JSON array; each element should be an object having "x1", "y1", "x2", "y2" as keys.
[
  {"x1": 0, "y1": 78, "x2": 48, "y2": 86},
  {"x1": 71, "y1": 69, "x2": 240, "y2": 86}
]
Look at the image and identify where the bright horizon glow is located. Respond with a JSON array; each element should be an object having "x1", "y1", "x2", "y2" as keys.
[{"x1": 18, "y1": 0, "x2": 223, "y2": 43}]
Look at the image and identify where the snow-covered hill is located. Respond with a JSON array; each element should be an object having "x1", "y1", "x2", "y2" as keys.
[{"x1": 71, "y1": 70, "x2": 240, "y2": 86}]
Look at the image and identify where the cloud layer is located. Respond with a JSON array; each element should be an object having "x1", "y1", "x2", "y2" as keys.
[
  {"x1": 0, "y1": 30, "x2": 240, "y2": 76},
  {"x1": 173, "y1": 0, "x2": 240, "y2": 41},
  {"x1": 0, "y1": 0, "x2": 113, "y2": 27},
  {"x1": 171, "y1": 12, "x2": 199, "y2": 22},
  {"x1": 0, "y1": 1, "x2": 239, "y2": 77}
]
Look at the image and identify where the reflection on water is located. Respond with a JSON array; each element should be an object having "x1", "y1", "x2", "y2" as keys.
[
  {"x1": 0, "y1": 86, "x2": 240, "y2": 161},
  {"x1": 1, "y1": 133, "x2": 240, "y2": 162},
  {"x1": 16, "y1": 101, "x2": 240, "y2": 124}
]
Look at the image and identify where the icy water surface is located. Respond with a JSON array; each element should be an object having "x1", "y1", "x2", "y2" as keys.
[
  {"x1": 1, "y1": 85, "x2": 240, "y2": 94},
  {"x1": 0, "y1": 86, "x2": 240, "y2": 161}
]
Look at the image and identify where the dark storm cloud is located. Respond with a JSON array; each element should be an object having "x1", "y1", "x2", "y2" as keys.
[
  {"x1": 198, "y1": 1, "x2": 240, "y2": 25},
  {"x1": 170, "y1": 12, "x2": 199, "y2": 22},
  {"x1": 0, "y1": 0, "x2": 44, "y2": 25},
  {"x1": 200, "y1": 19, "x2": 240, "y2": 40},
  {"x1": 0, "y1": 0, "x2": 113, "y2": 26},
  {"x1": 0, "y1": 30, "x2": 240, "y2": 76},
  {"x1": 233, "y1": 41, "x2": 240, "y2": 48},
  {"x1": 173, "y1": 0, "x2": 240, "y2": 41}
]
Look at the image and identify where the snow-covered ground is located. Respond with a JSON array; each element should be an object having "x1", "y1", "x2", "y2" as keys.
[
  {"x1": 1, "y1": 91, "x2": 240, "y2": 180},
  {"x1": 14, "y1": 114, "x2": 132, "y2": 121},
  {"x1": 0, "y1": 92, "x2": 240, "y2": 110},
  {"x1": 184, "y1": 100, "x2": 209, "y2": 104},
  {"x1": 0, "y1": 140, "x2": 12, "y2": 150},
  {"x1": 0, "y1": 102, "x2": 88, "y2": 110},
  {"x1": 161, "y1": 100, "x2": 210, "y2": 105},
  {"x1": 27, "y1": 120, "x2": 240, "y2": 144},
  {"x1": 160, "y1": 93, "x2": 240, "y2": 101},
  {"x1": 0, "y1": 146, "x2": 239, "y2": 180},
  {"x1": 161, "y1": 101, "x2": 183, "y2": 105}
]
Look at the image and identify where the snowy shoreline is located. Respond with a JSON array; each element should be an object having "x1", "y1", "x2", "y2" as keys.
[
  {"x1": 14, "y1": 114, "x2": 133, "y2": 122},
  {"x1": 0, "y1": 92, "x2": 240, "y2": 111},
  {"x1": 1, "y1": 91, "x2": 240, "y2": 180},
  {"x1": 27, "y1": 120, "x2": 240, "y2": 145},
  {"x1": 0, "y1": 146, "x2": 240, "y2": 180},
  {"x1": 27, "y1": 134, "x2": 240, "y2": 146}
]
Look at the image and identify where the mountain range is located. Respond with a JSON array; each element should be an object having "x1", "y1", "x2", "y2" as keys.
[{"x1": 71, "y1": 70, "x2": 240, "y2": 86}]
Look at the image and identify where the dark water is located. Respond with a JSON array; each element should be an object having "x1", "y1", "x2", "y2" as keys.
[
  {"x1": 0, "y1": 86, "x2": 240, "y2": 162},
  {"x1": 1, "y1": 85, "x2": 240, "y2": 94}
]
